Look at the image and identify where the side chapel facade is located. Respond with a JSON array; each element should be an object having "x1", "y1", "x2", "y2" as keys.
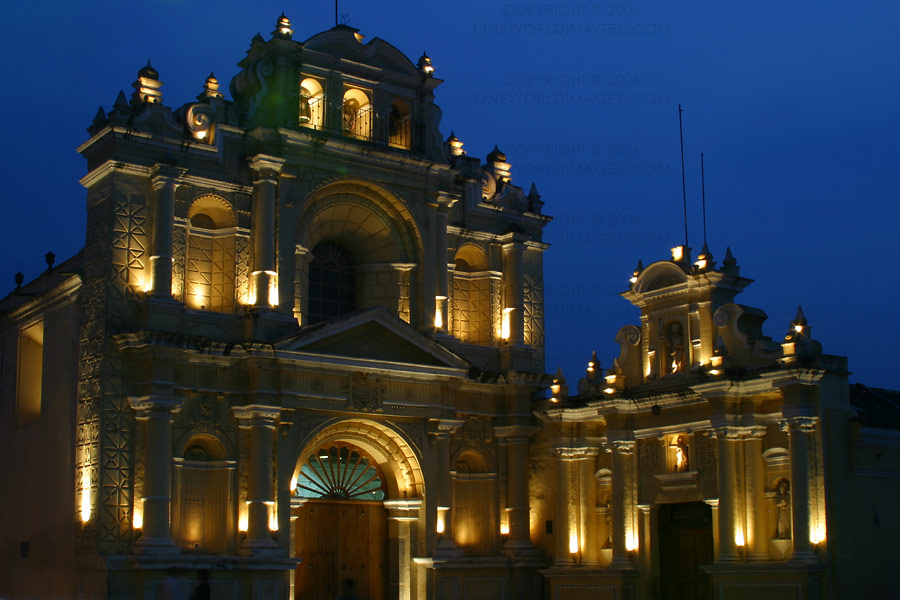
[{"x1": 1, "y1": 15, "x2": 897, "y2": 600}]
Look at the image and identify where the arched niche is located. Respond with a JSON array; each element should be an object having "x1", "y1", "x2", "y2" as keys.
[
  {"x1": 451, "y1": 243, "x2": 495, "y2": 345},
  {"x1": 183, "y1": 195, "x2": 237, "y2": 312}
]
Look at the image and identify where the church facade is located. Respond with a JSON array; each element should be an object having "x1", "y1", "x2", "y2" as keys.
[{"x1": 1, "y1": 15, "x2": 897, "y2": 600}]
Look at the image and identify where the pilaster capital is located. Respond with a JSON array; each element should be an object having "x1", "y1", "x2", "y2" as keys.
[
  {"x1": 434, "y1": 191, "x2": 459, "y2": 210},
  {"x1": 500, "y1": 236, "x2": 528, "y2": 254},
  {"x1": 128, "y1": 395, "x2": 183, "y2": 418},
  {"x1": 247, "y1": 154, "x2": 285, "y2": 181},
  {"x1": 786, "y1": 415, "x2": 819, "y2": 433},
  {"x1": 232, "y1": 405, "x2": 282, "y2": 428},
  {"x1": 709, "y1": 426, "x2": 743, "y2": 440},
  {"x1": 604, "y1": 430, "x2": 635, "y2": 454},
  {"x1": 383, "y1": 498, "x2": 423, "y2": 521},
  {"x1": 428, "y1": 418, "x2": 464, "y2": 439},
  {"x1": 494, "y1": 425, "x2": 539, "y2": 443},
  {"x1": 605, "y1": 439, "x2": 635, "y2": 454},
  {"x1": 149, "y1": 164, "x2": 186, "y2": 190},
  {"x1": 554, "y1": 446, "x2": 599, "y2": 460}
]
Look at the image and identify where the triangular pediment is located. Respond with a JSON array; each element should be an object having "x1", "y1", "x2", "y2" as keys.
[{"x1": 275, "y1": 306, "x2": 468, "y2": 369}]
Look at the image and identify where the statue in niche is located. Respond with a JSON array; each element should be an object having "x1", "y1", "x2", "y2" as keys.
[
  {"x1": 665, "y1": 322, "x2": 686, "y2": 374},
  {"x1": 672, "y1": 435, "x2": 689, "y2": 472},
  {"x1": 603, "y1": 498, "x2": 613, "y2": 549},
  {"x1": 299, "y1": 90, "x2": 311, "y2": 123},
  {"x1": 774, "y1": 479, "x2": 791, "y2": 539}
]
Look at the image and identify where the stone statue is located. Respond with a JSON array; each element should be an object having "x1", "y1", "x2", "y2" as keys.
[
  {"x1": 774, "y1": 479, "x2": 791, "y2": 539},
  {"x1": 604, "y1": 498, "x2": 612, "y2": 549},
  {"x1": 673, "y1": 435, "x2": 689, "y2": 472},
  {"x1": 666, "y1": 322, "x2": 685, "y2": 374},
  {"x1": 299, "y1": 90, "x2": 311, "y2": 123}
]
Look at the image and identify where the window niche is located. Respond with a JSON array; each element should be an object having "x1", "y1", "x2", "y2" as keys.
[
  {"x1": 16, "y1": 320, "x2": 44, "y2": 426},
  {"x1": 299, "y1": 77, "x2": 325, "y2": 129},
  {"x1": 342, "y1": 88, "x2": 373, "y2": 140},
  {"x1": 666, "y1": 434, "x2": 691, "y2": 472},
  {"x1": 388, "y1": 100, "x2": 411, "y2": 149}
]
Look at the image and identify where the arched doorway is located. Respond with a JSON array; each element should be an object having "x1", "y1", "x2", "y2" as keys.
[
  {"x1": 290, "y1": 419, "x2": 424, "y2": 600},
  {"x1": 294, "y1": 443, "x2": 388, "y2": 600}
]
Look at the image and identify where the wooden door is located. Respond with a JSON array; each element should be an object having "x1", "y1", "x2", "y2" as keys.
[
  {"x1": 658, "y1": 502, "x2": 713, "y2": 600},
  {"x1": 295, "y1": 499, "x2": 388, "y2": 600}
]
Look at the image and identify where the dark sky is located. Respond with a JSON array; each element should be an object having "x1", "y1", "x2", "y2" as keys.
[{"x1": 2, "y1": 1, "x2": 897, "y2": 388}]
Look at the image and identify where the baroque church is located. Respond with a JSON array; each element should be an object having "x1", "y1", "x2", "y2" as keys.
[{"x1": 1, "y1": 14, "x2": 897, "y2": 600}]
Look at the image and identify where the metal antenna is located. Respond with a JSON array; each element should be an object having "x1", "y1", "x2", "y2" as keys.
[
  {"x1": 701, "y1": 152, "x2": 707, "y2": 247},
  {"x1": 678, "y1": 105, "x2": 688, "y2": 247}
]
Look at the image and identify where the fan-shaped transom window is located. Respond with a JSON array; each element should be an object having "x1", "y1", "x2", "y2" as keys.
[
  {"x1": 308, "y1": 240, "x2": 356, "y2": 324},
  {"x1": 294, "y1": 444, "x2": 386, "y2": 500}
]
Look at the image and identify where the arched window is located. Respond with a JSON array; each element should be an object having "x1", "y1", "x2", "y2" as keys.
[
  {"x1": 388, "y1": 99, "x2": 411, "y2": 149},
  {"x1": 185, "y1": 196, "x2": 236, "y2": 313},
  {"x1": 294, "y1": 443, "x2": 386, "y2": 500},
  {"x1": 299, "y1": 77, "x2": 324, "y2": 129},
  {"x1": 308, "y1": 240, "x2": 356, "y2": 324},
  {"x1": 342, "y1": 88, "x2": 372, "y2": 140}
]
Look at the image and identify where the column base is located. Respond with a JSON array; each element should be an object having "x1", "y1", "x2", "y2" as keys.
[
  {"x1": 134, "y1": 537, "x2": 180, "y2": 555},
  {"x1": 434, "y1": 540, "x2": 463, "y2": 559},
  {"x1": 500, "y1": 539, "x2": 541, "y2": 557}
]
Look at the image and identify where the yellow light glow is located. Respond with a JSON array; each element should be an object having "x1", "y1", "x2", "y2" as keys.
[
  {"x1": 695, "y1": 259, "x2": 707, "y2": 270},
  {"x1": 671, "y1": 246, "x2": 684, "y2": 262},
  {"x1": 500, "y1": 523, "x2": 510, "y2": 535},
  {"x1": 569, "y1": 534, "x2": 579, "y2": 554},
  {"x1": 267, "y1": 275, "x2": 279, "y2": 307},
  {"x1": 794, "y1": 324, "x2": 804, "y2": 333},
  {"x1": 80, "y1": 468, "x2": 91, "y2": 523},
  {"x1": 811, "y1": 524, "x2": 826, "y2": 544},
  {"x1": 710, "y1": 355, "x2": 723, "y2": 367},
  {"x1": 605, "y1": 374, "x2": 617, "y2": 385},
  {"x1": 194, "y1": 129, "x2": 207, "y2": 140},
  {"x1": 708, "y1": 369, "x2": 720, "y2": 376},
  {"x1": 436, "y1": 510, "x2": 446, "y2": 534},
  {"x1": 604, "y1": 387, "x2": 615, "y2": 395},
  {"x1": 238, "y1": 511, "x2": 249, "y2": 532},
  {"x1": 550, "y1": 383, "x2": 560, "y2": 395},
  {"x1": 268, "y1": 506, "x2": 279, "y2": 532},
  {"x1": 133, "y1": 502, "x2": 143, "y2": 529},
  {"x1": 434, "y1": 296, "x2": 444, "y2": 329},
  {"x1": 625, "y1": 532, "x2": 638, "y2": 552},
  {"x1": 290, "y1": 473, "x2": 298, "y2": 491},
  {"x1": 501, "y1": 308, "x2": 513, "y2": 340},
  {"x1": 629, "y1": 276, "x2": 638, "y2": 284},
  {"x1": 735, "y1": 529, "x2": 745, "y2": 547}
]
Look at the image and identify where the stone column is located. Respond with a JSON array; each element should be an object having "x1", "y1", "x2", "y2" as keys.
[
  {"x1": 234, "y1": 405, "x2": 281, "y2": 551},
  {"x1": 745, "y1": 427, "x2": 770, "y2": 560},
  {"x1": 501, "y1": 238, "x2": 526, "y2": 345},
  {"x1": 637, "y1": 504, "x2": 653, "y2": 572},
  {"x1": 292, "y1": 246, "x2": 312, "y2": 325},
  {"x1": 148, "y1": 164, "x2": 183, "y2": 297},
  {"x1": 579, "y1": 451, "x2": 601, "y2": 566},
  {"x1": 433, "y1": 193, "x2": 457, "y2": 332},
  {"x1": 714, "y1": 427, "x2": 740, "y2": 562},
  {"x1": 495, "y1": 426, "x2": 538, "y2": 554},
  {"x1": 553, "y1": 447, "x2": 576, "y2": 566},
  {"x1": 430, "y1": 419, "x2": 463, "y2": 555},
  {"x1": 609, "y1": 439, "x2": 635, "y2": 567},
  {"x1": 248, "y1": 155, "x2": 284, "y2": 309},
  {"x1": 704, "y1": 499, "x2": 720, "y2": 560},
  {"x1": 384, "y1": 499, "x2": 422, "y2": 600},
  {"x1": 787, "y1": 415, "x2": 818, "y2": 561},
  {"x1": 129, "y1": 396, "x2": 183, "y2": 553}
]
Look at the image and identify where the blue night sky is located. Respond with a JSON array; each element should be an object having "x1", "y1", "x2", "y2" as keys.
[{"x1": 1, "y1": 1, "x2": 897, "y2": 388}]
